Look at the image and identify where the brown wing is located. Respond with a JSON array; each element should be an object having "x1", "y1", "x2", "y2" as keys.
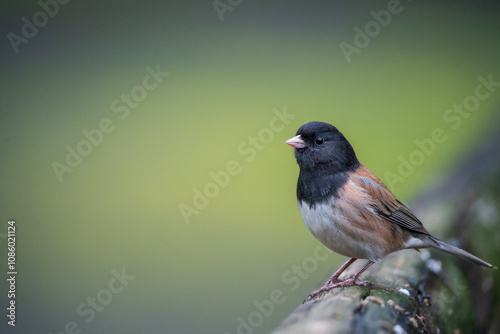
[{"x1": 353, "y1": 165, "x2": 431, "y2": 236}]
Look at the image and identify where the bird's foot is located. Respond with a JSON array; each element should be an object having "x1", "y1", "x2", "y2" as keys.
[{"x1": 304, "y1": 276, "x2": 370, "y2": 302}]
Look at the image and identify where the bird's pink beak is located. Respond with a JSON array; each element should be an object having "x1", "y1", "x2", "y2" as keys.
[{"x1": 285, "y1": 135, "x2": 305, "y2": 149}]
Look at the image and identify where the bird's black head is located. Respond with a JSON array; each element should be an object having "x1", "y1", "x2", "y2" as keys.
[{"x1": 286, "y1": 121, "x2": 359, "y2": 173}]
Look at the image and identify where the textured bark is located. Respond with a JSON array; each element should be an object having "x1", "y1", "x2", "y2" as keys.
[
  {"x1": 272, "y1": 253, "x2": 449, "y2": 333},
  {"x1": 272, "y1": 121, "x2": 500, "y2": 334}
]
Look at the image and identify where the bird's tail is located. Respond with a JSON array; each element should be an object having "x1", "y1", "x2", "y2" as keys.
[{"x1": 430, "y1": 237, "x2": 496, "y2": 269}]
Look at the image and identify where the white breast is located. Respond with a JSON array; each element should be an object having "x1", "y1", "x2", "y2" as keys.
[{"x1": 298, "y1": 199, "x2": 382, "y2": 261}]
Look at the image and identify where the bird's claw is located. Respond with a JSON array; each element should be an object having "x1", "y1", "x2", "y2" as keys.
[{"x1": 304, "y1": 277, "x2": 370, "y2": 302}]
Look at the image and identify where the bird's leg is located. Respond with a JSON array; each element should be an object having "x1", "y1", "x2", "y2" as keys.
[
  {"x1": 306, "y1": 260, "x2": 376, "y2": 301},
  {"x1": 339, "y1": 260, "x2": 375, "y2": 287},
  {"x1": 326, "y1": 258, "x2": 358, "y2": 284},
  {"x1": 306, "y1": 258, "x2": 358, "y2": 300}
]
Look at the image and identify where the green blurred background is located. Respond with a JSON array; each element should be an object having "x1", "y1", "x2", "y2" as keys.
[{"x1": 1, "y1": 1, "x2": 500, "y2": 333}]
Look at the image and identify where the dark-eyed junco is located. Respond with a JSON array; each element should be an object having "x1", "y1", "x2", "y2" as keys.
[{"x1": 286, "y1": 121, "x2": 495, "y2": 299}]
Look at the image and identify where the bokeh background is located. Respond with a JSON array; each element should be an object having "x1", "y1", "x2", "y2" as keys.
[{"x1": 1, "y1": 1, "x2": 500, "y2": 333}]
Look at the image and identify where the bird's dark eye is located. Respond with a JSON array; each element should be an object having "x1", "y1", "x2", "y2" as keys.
[{"x1": 315, "y1": 137, "x2": 325, "y2": 145}]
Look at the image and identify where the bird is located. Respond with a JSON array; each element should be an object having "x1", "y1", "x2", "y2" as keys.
[{"x1": 285, "y1": 121, "x2": 495, "y2": 299}]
